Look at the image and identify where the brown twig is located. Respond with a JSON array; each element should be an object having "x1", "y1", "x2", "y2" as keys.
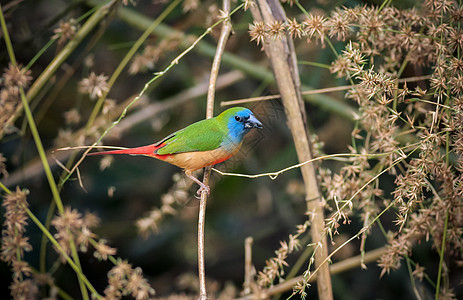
[
  {"x1": 197, "y1": 1, "x2": 232, "y2": 299},
  {"x1": 220, "y1": 75, "x2": 433, "y2": 106},
  {"x1": 221, "y1": 85, "x2": 352, "y2": 106},
  {"x1": 243, "y1": 237, "x2": 254, "y2": 295},
  {"x1": 1, "y1": 0, "x2": 24, "y2": 13},
  {"x1": 250, "y1": 0, "x2": 333, "y2": 298}
]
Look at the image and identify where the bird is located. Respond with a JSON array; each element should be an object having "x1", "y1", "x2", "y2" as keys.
[{"x1": 88, "y1": 107, "x2": 263, "y2": 195}]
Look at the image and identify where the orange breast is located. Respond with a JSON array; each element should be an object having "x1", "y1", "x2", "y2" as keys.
[{"x1": 155, "y1": 144, "x2": 241, "y2": 175}]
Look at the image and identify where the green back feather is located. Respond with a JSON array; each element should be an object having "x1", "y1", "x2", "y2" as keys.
[
  {"x1": 155, "y1": 118, "x2": 226, "y2": 154},
  {"x1": 155, "y1": 107, "x2": 248, "y2": 155}
]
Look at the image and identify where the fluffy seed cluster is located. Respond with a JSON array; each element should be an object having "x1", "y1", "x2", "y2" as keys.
[
  {"x1": 102, "y1": 259, "x2": 155, "y2": 300},
  {"x1": 129, "y1": 36, "x2": 181, "y2": 75},
  {"x1": 52, "y1": 18, "x2": 78, "y2": 46},
  {"x1": 1, "y1": 187, "x2": 38, "y2": 299},
  {"x1": 50, "y1": 206, "x2": 157, "y2": 298},
  {"x1": 250, "y1": 1, "x2": 463, "y2": 297},
  {"x1": 136, "y1": 173, "x2": 190, "y2": 238},
  {"x1": 257, "y1": 222, "x2": 307, "y2": 289},
  {"x1": 0, "y1": 63, "x2": 32, "y2": 136},
  {"x1": 78, "y1": 72, "x2": 110, "y2": 100},
  {"x1": 326, "y1": 2, "x2": 463, "y2": 293},
  {"x1": 51, "y1": 206, "x2": 105, "y2": 260}
]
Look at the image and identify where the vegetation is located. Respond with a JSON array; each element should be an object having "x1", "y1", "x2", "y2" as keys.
[{"x1": 1, "y1": 0, "x2": 462, "y2": 299}]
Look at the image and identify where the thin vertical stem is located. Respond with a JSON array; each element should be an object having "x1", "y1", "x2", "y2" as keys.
[
  {"x1": 406, "y1": 256, "x2": 423, "y2": 300},
  {"x1": 0, "y1": 4, "x2": 17, "y2": 65},
  {"x1": 243, "y1": 237, "x2": 254, "y2": 295},
  {"x1": 197, "y1": 1, "x2": 232, "y2": 299},
  {"x1": 435, "y1": 209, "x2": 449, "y2": 300},
  {"x1": 197, "y1": 175, "x2": 209, "y2": 300}
]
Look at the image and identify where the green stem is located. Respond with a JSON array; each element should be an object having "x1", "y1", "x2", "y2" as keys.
[
  {"x1": 0, "y1": 181, "x2": 12, "y2": 194},
  {"x1": 378, "y1": 0, "x2": 392, "y2": 13},
  {"x1": 85, "y1": 0, "x2": 183, "y2": 130},
  {"x1": 375, "y1": 218, "x2": 388, "y2": 239},
  {"x1": 2, "y1": 7, "x2": 91, "y2": 297},
  {"x1": 293, "y1": 0, "x2": 310, "y2": 16},
  {"x1": 26, "y1": 0, "x2": 116, "y2": 103},
  {"x1": 299, "y1": 61, "x2": 331, "y2": 69},
  {"x1": 20, "y1": 81, "x2": 90, "y2": 300},
  {"x1": 25, "y1": 207, "x2": 101, "y2": 299},
  {"x1": 40, "y1": 200, "x2": 56, "y2": 273},
  {"x1": 406, "y1": 256, "x2": 421, "y2": 300},
  {"x1": 57, "y1": 287, "x2": 74, "y2": 300},
  {"x1": 0, "y1": 0, "x2": 118, "y2": 140},
  {"x1": 0, "y1": 4, "x2": 17, "y2": 65},
  {"x1": 285, "y1": 236, "x2": 311, "y2": 281},
  {"x1": 25, "y1": 38, "x2": 57, "y2": 70},
  {"x1": 325, "y1": 38, "x2": 338, "y2": 57},
  {"x1": 435, "y1": 209, "x2": 449, "y2": 300},
  {"x1": 69, "y1": 231, "x2": 89, "y2": 300},
  {"x1": 18, "y1": 88, "x2": 65, "y2": 212}
]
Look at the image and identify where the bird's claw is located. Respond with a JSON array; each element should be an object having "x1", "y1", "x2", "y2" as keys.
[
  {"x1": 195, "y1": 185, "x2": 210, "y2": 199},
  {"x1": 185, "y1": 173, "x2": 210, "y2": 199}
]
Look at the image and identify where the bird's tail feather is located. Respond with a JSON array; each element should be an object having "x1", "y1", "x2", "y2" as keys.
[{"x1": 88, "y1": 144, "x2": 160, "y2": 157}]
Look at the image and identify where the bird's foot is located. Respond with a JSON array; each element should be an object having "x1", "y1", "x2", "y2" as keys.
[
  {"x1": 186, "y1": 173, "x2": 210, "y2": 198},
  {"x1": 195, "y1": 184, "x2": 210, "y2": 199}
]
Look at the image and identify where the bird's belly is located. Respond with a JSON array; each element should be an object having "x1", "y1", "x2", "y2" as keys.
[{"x1": 159, "y1": 146, "x2": 240, "y2": 174}]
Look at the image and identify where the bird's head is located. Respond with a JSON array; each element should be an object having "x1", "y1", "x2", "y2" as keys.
[{"x1": 218, "y1": 107, "x2": 263, "y2": 143}]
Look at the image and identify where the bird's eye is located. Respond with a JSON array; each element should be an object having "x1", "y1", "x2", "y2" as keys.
[{"x1": 235, "y1": 116, "x2": 242, "y2": 122}]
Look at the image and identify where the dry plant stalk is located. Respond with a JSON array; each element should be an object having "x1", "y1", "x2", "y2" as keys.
[
  {"x1": 197, "y1": 0, "x2": 233, "y2": 299},
  {"x1": 250, "y1": 0, "x2": 333, "y2": 299}
]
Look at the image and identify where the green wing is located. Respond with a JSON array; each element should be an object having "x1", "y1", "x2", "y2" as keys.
[{"x1": 155, "y1": 118, "x2": 227, "y2": 155}]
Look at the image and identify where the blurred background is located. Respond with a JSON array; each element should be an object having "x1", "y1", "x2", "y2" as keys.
[{"x1": 0, "y1": 0, "x2": 457, "y2": 299}]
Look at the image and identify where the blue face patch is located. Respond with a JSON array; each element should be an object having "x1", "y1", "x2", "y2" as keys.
[{"x1": 224, "y1": 109, "x2": 262, "y2": 146}]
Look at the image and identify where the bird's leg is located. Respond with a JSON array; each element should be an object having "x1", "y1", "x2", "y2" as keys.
[{"x1": 185, "y1": 172, "x2": 210, "y2": 197}]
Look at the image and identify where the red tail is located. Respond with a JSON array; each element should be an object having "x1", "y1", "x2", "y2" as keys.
[{"x1": 88, "y1": 143, "x2": 163, "y2": 157}]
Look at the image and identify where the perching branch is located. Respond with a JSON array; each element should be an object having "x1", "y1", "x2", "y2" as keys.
[{"x1": 197, "y1": 0, "x2": 233, "y2": 299}]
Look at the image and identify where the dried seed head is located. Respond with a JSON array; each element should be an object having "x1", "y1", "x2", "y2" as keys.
[
  {"x1": 78, "y1": 72, "x2": 109, "y2": 99},
  {"x1": 52, "y1": 19, "x2": 78, "y2": 45},
  {"x1": 267, "y1": 20, "x2": 286, "y2": 40},
  {"x1": 249, "y1": 21, "x2": 267, "y2": 46},
  {"x1": 2, "y1": 63, "x2": 32, "y2": 89},
  {"x1": 286, "y1": 18, "x2": 304, "y2": 39},
  {"x1": 303, "y1": 13, "x2": 327, "y2": 44}
]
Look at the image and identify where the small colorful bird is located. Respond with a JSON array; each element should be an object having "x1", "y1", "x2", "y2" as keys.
[{"x1": 89, "y1": 107, "x2": 263, "y2": 195}]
